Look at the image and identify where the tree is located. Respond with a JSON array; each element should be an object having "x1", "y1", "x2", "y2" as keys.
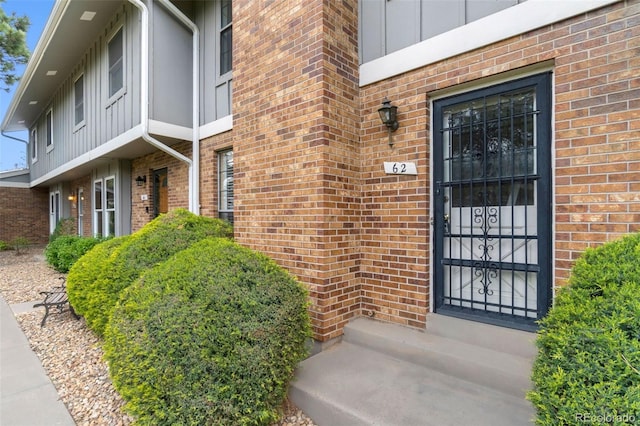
[{"x1": 0, "y1": 0, "x2": 30, "y2": 91}]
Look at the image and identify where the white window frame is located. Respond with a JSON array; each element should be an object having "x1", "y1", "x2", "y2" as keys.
[
  {"x1": 106, "y1": 25, "x2": 126, "y2": 103},
  {"x1": 30, "y1": 128, "x2": 38, "y2": 164},
  {"x1": 45, "y1": 108, "x2": 54, "y2": 153},
  {"x1": 93, "y1": 176, "x2": 117, "y2": 237},
  {"x1": 217, "y1": 0, "x2": 232, "y2": 80},
  {"x1": 77, "y1": 188, "x2": 84, "y2": 236},
  {"x1": 49, "y1": 190, "x2": 61, "y2": 234},
  {"x1": 74, "y1": 73, "x2": 85, "y2": 130},
  {"x1": 218, "y1": 149, "x2": 233, "y2": 223}
]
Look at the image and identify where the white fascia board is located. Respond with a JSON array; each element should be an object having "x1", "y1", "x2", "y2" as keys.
[
  {"x1": 148, "y1": 120, "x2": 193, "y2": 140},
  {"x1": 359, "y1": 0, "x2": 620, "y2": 87},
  {"x1": 30, "y1": 125, "x2": 143, "y2": 187},
  {"x1": 199, "y1": 115, "x2": 233, "y2": 140},
  {"x1": 1, "y1": 0, "x2": 70, "y2": 131},
  {"x1": 0, "y1": 181, "x2": 30, "y2": 188}
]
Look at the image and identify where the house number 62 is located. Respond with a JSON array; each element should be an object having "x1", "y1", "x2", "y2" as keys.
[{"x1": 384, "y1": 162, "x2": 418, "y2": 175}]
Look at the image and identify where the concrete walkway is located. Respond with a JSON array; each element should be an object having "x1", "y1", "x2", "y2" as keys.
[{"x1": 0, "y1": 295, "x2": 75, "y2": 426}]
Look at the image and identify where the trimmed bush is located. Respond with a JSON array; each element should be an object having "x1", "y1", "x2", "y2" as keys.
[
  {"x1": 67, "y1": 236, "x2": 130, "y2": 318},
  {"x1": 81, "y1": 209, "x2": 233, "y2": 336},
  {"x1": 104, "y1": 238, "x2": 311, "y2": 425},
  {"x1": 529, "y1": 234, "x2": 640, "y2": 425},
  {"x1": 568, "y1": 232, "x2": 640, "y2": 295},
  {"x1": 45, "y1": 235, "x2": 106, "y2": 273}
]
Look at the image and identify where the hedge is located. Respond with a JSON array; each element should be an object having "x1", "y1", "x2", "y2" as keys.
[
  {"x1": 67, "y1": 236, "x2": 130, "y2": 319},
  {"x1": 104, "y1": 238, "x2": 311, "y2": 425},
  {"x1": 78, "y1": 209, "x2": 233, "y2": 336},
  {"x1": 528, "y1": 233, "x2": 640, "y2": 425},
  {"x1": 45, "y1": 235, "x2": 106, "y2": 273}
]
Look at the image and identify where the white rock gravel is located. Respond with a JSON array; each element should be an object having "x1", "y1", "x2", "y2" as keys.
[{"x1": 0, "y1": 247, "x2": 316, "y2": 426}]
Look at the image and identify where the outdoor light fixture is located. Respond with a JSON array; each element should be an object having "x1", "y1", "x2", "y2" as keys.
[
  {"x1": 67, "y1": 194, "x2": 75, "y2": 201},
  {"x1": 378, "y1": 98, "x2": 399, "y2": 147},
  {"x1": 135, "y1": 175, "x2": 147, "y2": 187}
]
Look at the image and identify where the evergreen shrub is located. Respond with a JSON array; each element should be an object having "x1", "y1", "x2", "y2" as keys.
[
  {"x1": 529, "y1": 233, "x2": 640, "y2": 425},
  {"x1": 45, "y1": 235, "x2": 106, "y2": 273},
  {"x1": 67, "y1": 236, "x2": 130, "y2": 318},
  {"x1": 81, "y1": 209, "x2": 233, "y2": 336},
  {"x1": 104, "y1": 238, "x2": 311, "y2": 426}
]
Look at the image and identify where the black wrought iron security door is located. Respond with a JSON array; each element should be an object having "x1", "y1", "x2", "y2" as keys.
[{"x1": 433, "y1": 74, "x2": 552, "y2": 330}]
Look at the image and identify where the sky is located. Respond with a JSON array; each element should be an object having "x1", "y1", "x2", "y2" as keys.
[{"x1": 0, "y1": 0, "x2": 54, "y2": 171}]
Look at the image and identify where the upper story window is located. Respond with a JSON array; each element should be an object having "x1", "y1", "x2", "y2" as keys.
[
  {"x1": 219, "y1": 0, "x2": 232, "y2": 76},
  {"x1": 108, "y1": 27, "x2": 124, "y2": 98},
  {"x1": 74, "y1": 74, "x2": 85, "y2": 127},
  {"x1": 30, "y1": 128, "x2": 37, "y2": 163},
  {"x1": 45, "y1": 109, "x2": 53, "y2": 151}
]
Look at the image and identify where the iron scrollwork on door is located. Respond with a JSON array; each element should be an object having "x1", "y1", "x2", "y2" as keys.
[{"x1": 473, "y1": 207, "x2": 498, "y2": 296}]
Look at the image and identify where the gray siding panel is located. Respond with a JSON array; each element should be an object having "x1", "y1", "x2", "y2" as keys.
[
  {"x1": 151, "y1": 1, "x2": 192, "y2": 127},
  {"x1": 360, "y1": 0, "x2": 526, "y2": 64},
  {"x1": 29, "y1": 4, "x2": 141, "y2": 181}
]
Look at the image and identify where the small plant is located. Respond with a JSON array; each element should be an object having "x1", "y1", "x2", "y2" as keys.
[
  {"x1": 104, "y1": 238, "x2": 311, "y2": 425},
  {"x1": 11, "y1": 237, "x2": 30, "y2": 255},
  {"x1": 0, "y1": 240, "x2": 8, "y2": 251}
]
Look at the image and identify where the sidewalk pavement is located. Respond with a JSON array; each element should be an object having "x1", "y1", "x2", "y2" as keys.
[{"x1": 0, "y1": 295, "x2": 75, "y2": 426}]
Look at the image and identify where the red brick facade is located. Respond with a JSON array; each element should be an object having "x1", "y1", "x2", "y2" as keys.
[{"x1": 0, "y1": 186, "x2": 49, "y2": 245}]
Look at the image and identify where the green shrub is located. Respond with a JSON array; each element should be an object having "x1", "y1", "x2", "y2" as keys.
[
  {"x1": 67, "y1": 236, "x2": 130, "y2": 318},
  {"x1": 82, "y1": 209, "x2": 233, "y2": 336},
  {"x1": 568, "y1": 232, "x2": 640, "y2": 295},
  {"x1": 45, "y1": 235, "x2": 106, "y2": 273},
  {"x1": 104, "y1": 238, "x2": 311, "y2": 425},
  {"x1": 529, "y1": 234, "x2": 640, "y2": 425},
  {"x1": 0, "y1": 240, "x2": 8, "y2": 251}
]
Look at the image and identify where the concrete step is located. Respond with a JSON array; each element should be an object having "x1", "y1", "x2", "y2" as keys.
[
  {"x1": 344, "y1": 316, "x2": 535, "y2": 396},
  {"x1": 289, "y1": 316, "x2": 536, "y2": 426}
]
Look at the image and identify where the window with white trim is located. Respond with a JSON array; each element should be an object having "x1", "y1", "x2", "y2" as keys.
[
  {"x1": 30, "y1": 128, "x2": 37, "y2": 163},
  {"x1": 49, "y1": 191, "x2": 60, "y2": 234},
  {"x1": 219, "y1": 0, "x2": 232, "y2": 77},
  {"x1": 94, "y1": 177, "x2": 117, "y2": 237},
  {"x1": 108, "y1": 27, "x2": 124, "y2": 98},
  {"x1": 74, "y1": 74, "x2": 85, "y2": 127},
  {"x1": 45, "y1": 109, "x2": 53, "y2": 151},
  {"x1": 218, "y1": 149, "x2": 233, "y2": 224},
  {"x1": 78, "y1": 188, "x2": 84, "y2": 236}
]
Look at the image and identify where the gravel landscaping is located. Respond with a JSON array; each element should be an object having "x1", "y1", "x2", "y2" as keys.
[{"x1": 0, "y1": 247, "x2": 315, "y2": 426}]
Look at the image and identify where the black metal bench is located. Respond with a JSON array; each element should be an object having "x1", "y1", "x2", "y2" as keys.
[{"x1": 33, "y1": 277, "x2": 80, "y2": 327}]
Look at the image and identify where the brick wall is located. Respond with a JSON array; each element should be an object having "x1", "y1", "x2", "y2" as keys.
[
  {"x1": 131, "y1": 141, "x2": 192, "y2": 232},
  {"x1": 233, "y1": 0, "x2": 361, "y2": 341},
  {"x1": 0, "y1": 186, "x2": 49, "y2": 244}
]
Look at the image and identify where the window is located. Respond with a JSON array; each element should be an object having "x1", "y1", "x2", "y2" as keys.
[
  {"x1": 94, "y1": 177, "x2": 116, "y2": 237},
  {"x1": 108, "y1": 27, "x2": 124, "y2": 97},
  {"x1": 30, "y1": 128, "x2": 37, "y2": 163},
  {"x1": 74, "y1": 74, "x2": 85, "y2": 126},
  {"x1": 49, "y1": 191, "x2": 60, "y2": 234},
  {"x1": 218, "y1": 149, "x2": 233, "y2": 223},
  {"x1": 45, "y1": 109, "x2": 53, "y2": 151},
  {"x1": 78, "y1": 188, "x2": 84, "y2": 236},
  {"x1": 219, "y1": 0, "x2": 232, "y2": 76}
]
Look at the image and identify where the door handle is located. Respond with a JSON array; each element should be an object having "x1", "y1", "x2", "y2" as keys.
[{"x1": 444, "y1": 214, "x2": 449, "y2": 223}]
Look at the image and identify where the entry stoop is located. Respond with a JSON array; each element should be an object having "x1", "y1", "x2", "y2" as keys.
[{"x1": 289, "y1": 315, "x2": 537, "y2": 426}]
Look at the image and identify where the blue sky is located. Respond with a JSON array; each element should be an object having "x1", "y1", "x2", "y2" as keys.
[{"x1": 0, "y1": 0, "x2": 54, "y2": 171}]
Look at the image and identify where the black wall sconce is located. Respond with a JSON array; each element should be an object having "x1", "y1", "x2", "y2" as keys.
[
  {"x1": 378, "y1": 98, "x2": 399, "y2": 147},
  {"x1": 135, "y1": 175, "x2": 147, "y2": 187}
]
